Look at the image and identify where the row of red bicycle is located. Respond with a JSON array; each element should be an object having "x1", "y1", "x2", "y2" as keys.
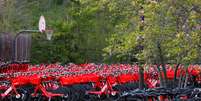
[{"x1": 0, "y1": 63, "x2": 201, "y2": 101}]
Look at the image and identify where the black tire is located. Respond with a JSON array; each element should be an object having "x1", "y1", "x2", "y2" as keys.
[
  {"x1": 71, "y1": 84, "x2": 93, "y2": 101},
  {"x1": 108, "y1": 93, "x2": 120, "y2": 101},
  {"x1": 125, "y1": 95, "x2": 142, "y2": 101},
  {"x1": 12, "y1": 88, "x2": 28, "y2": 101},
  {"x1": 62, "y1": 87, "x2": 73, "y2": 101}
]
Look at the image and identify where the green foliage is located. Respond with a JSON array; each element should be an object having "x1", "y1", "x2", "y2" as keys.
[{"x1": 104, "y1": 0, "x2": 201, "y2": 64}]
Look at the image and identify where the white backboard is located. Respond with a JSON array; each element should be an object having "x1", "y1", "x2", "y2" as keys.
[{"x1": 39, "y1": 15, "x2": 46, "y2": 32}]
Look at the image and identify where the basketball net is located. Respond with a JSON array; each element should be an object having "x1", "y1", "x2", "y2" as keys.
[{"x1": 45, "y1": 29, "x2": 53, "y2": 40}]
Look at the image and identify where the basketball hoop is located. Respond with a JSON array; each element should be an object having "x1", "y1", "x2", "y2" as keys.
[
  {"x1": 45, "y1": 29, "x2": 53, "y2": 40},
  {"x1": 39, "y1": 15, "x2": 53, "y2": 40}
]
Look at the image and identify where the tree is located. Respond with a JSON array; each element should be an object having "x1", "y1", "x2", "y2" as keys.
[{"x1": 103, "y1": 0, "x2": 201, "y2": 64}]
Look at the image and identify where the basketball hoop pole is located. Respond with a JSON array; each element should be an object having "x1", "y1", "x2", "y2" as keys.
[
  {"x1": 11, "y1": 15, "x2": 51, "y2": 63},
  {"x1": 17, "y1": 30, "x2": 40, "y2": 33}
]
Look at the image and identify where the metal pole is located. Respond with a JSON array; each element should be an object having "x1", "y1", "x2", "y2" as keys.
[{"x1": 17, "y1": 30, "x2": 40, "y2": 33}]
